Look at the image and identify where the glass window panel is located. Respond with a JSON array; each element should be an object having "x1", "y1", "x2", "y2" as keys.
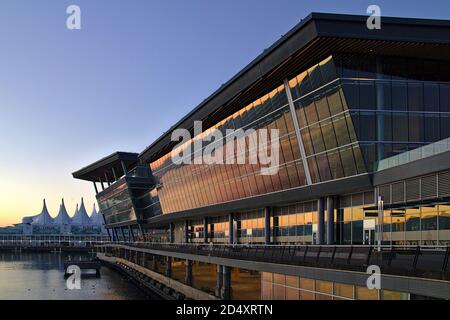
[
  {"x1": 321, "y1": 118, "x2": 338, "y2": 150},
  {"x1": 440, "y1": 114, "x2": 450, "y2": 139},
  {"x1": 339, "y1": 146, "x2": 357, "y2": 177},
  {"x1": 309, "y1": 124, "x2": 326, "y2": 153},
  {"x1": 315, "y1": 293, "x2": 332, "y2": 300},
  {"x1": 308, "y1": 65, "x2": 323, "y2": 89},
  {"x1": 359, "y1": 81, "x2": 376, "y2": 109},
  {"x1": 382, "y1": 290, "x2": 409, "y2": 300},
  {"x1": 342, "y1": 81, "x2": 359, "y2": 109},
  {"x1": 359, "y1": 111, "x2": 376, "y2": 141},
  {"x1": 316, "y1": 154, "x2": 332, "y2": 182},
  {"x1": 315, "y1": 97, "x2": 331, "y2": 120},
  {"x1": 424, "y1": 83, "x2": 439, "y2": 112},
  {"x1": 424, "y1": 114, "x2": 440, "y2": 143},
  {"x1": 316, "y1": 280, "x2": 333, "y2": 294},
  {"x1": 392, "y1": 82, "x2": 408, "y2": 111},
  {"x1": 286, "y1": 288, "x2": 299, "y2": 300},
  {"x1": 333, "y1": 114, "x2": 351, "y2": 146},
  {"x1": 273, "y1": 273, "x2": 285, "y2": 285},
  {"x1": 273, "y1": 285, "x2": 286, "y2": 300},
  {"x1": 286, "y1": 276, "x2": 299, "y2": 288},
  {"x1": 296, "y1": 104, "x2": 308, "y2": 128},
  {"x1": 422, "y1": 208, "x2": 438, "y2": 231},
  {"x1": 327, "y1": 90, "x2": 344, "y2": 115},
  {"x1": 300, "y1": 128, "x2": 315, "y2": 156},
  {"x1": 356, "y1": 286, "x2": 379, "y2": 300},
  {"x1": 300, "y1": 290, "x2": 315, "y2": 300},
  {"x1": 300, "y1": 278, "x2": 315, "y2": 291},
  {"x1": 327, "y1": 150, "x2": 345, "y2": 179},
  {"x1": 439, "y1": 84, "x2": 450, "y2": 112},
  {"x1": 380, "y1": 112, "x2": 393, "y2": 142},
  {"x1": 392, "y1": 112, "x2": 409, "y2": 142},
  {"x1": 304, "y1": 100, "x2": 319, "y2": 125},
  {"x1": 319, "y1": 56, "x2": 337, "y2": 84},
  {"x1": 334, "y1": 283, "x2": 353, "y2": 299},
  {"x1": 408, "y1": 82, "x2": 424, "y2": 112},
  {"x1": 408, "y1": 113, "x2": 424, "y2": 143},
  {"x1": 352, "y1": 220, "x2": 363, "y2": 244}
]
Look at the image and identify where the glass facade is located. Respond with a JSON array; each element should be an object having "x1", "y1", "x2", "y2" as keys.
[
  {"x1": 150, "y1": 55, "x2": 370, "y2": 215},
  {"x1": 151, "y1": 83, "x2": 308, "y2": 214},
  {"x1": 98, "y1": 178, "x2": 138, "y2": 226},
  {"x1": 144, "y1": 54, "x2": 450, "y2": 247},
  {"x1": 261, "y1": 272, "x2": 412, "y2": 300},
  {"x1": 288, "y1": 56, "x2": 366, "y2": 183}
]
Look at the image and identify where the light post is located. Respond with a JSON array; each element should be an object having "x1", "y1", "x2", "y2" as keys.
[{"x1": 377, "y1": 195, "x2": 384, "y2": 252}]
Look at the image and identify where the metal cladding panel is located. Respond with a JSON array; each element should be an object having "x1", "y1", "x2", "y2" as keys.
[{"x1": 438, "y1": 171, "x2": 450, "y2": 197}]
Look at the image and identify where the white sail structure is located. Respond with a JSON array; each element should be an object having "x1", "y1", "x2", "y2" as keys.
[
  {"x1": 71, "y1": 198, "x2": 92, "y2": 226},
  {"x1": 31, "y1": 199, "x2": 55, "y2": 226},
  {"x1": 54, "y1": 199, "x2": 71, "y2": 225},
  {"x1": 71, "y1": 203, "x2": 78, "y2": 222},
  {"x1": 54, "y1": 199, "x2": 72, "y2": 234},
  {"x1": 89, "y1": 204, "x2": 104, "y2": 226}
]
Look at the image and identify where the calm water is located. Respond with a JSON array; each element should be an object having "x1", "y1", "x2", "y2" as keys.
[{"x1": 0, "y1": 251, "x2": 148, "y2": 300}]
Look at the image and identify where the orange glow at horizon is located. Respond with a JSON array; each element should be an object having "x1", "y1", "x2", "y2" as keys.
[{"x1": 0, "y1": 172, "x2": 96, "y2": 228}]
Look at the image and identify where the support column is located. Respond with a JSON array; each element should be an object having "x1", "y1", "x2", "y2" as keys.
[
  {"x1": 152, "y1": 255, "x2": 157, "y2": 271},
  {"x1": 221, "y1": 266, "x2": 231, "y2": 300},
  {"x1": 203, "y1": 217, "x2": 208, "y2": 243},
  {"x1": 264, "y1": 207, "x2": 271, "y2": 245},
  {"x1": 121, "y1": 160, "x2": 128, "y2": 177},
  {"x1": 99, "y1": 177, "x2": 105, "y2": 191},
  {"x1": 105, "y1": 173, "x2": 111, "y2": 187},
  {"x1": 93, "y1": 182, "x2": 99, "y2": 195},
  {"x1": 326, "y1": 196, "x2": 335, "y2": 245},
  {"x1": 215, "y1": 265, "x2": 223, "y2": 297},
  {"x1": 228, "y1": 213, "x2": 235, "y2": 244},
  {"x1": 284, "y1": 79, "x2": 312, "y2": 185},
  {"x1": 111, "y1": 167, "x2": 118, "y2": 182},
  {"x1": 142, "y1": 252, "x2": 147, "y2": 268},
  {"x1": 165, "y1": 256, "x2": 172, "y2": 277},
  {"x1": 318, "y1": 198, "x2": 325, "y2": 245},
  {"x1": 106, "y1": 228, "x2": 112, "y2": 241},
  {"x1": 129, "y1": 226, "x2": 135, "y2": 242},
  {"x1": 376, "y1": 56, "x2": 385, "y2": 161},
  {"x1": 120, "y1": 227, "x2": 126, "y2": 242},
  {"x1": 185, "y1": 260, "x2": 193, "y2": 285},
  {"x1": 184, "y1": 220, "x2": 190, "y2": 243},
  {"x1": 169, "y1": 223, "x2": 175, "y2": 243}
]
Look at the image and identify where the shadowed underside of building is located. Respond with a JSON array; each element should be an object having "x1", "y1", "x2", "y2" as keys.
[{"x1": 74, "y1": 13, "x2": 450, "y2": 300}]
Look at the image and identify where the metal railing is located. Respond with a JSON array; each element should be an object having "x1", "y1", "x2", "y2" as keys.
[{"x1": 99, "y1": 242, "x2": 450, "y2": 281}]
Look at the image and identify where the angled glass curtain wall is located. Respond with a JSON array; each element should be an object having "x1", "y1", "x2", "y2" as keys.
[
  {"x1": 288, "y1": 56, "x2": 367, "y2": 183},
  {"x1": 150, "y1": 55, "x2": 370, "y2": 215},
  {"x1": 97, "y1": 179, "x2": 137, "y2": 226},
  {"x1": 151, "y1": 84, "x2": 308, "y2": 214}
]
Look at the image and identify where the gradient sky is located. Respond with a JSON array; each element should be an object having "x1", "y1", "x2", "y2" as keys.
[{"x1": 0, "y1": 0, "x2": 449, "y2": 227}]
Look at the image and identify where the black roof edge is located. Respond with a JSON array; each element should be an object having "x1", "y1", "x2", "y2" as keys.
[
  {"x1": 138, "y1": 12, "x2": 450, "y2": 163},
  {"x1": 72, "y1": 151, "x2": 139, "y2": 180}
]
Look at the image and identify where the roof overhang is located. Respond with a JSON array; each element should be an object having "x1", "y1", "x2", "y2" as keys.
[
  {"x1": 72, "y1": 152, "x2": 139, "y2": 182},
  {"x1": 139, "y1": 12, "x2": 450, "y2": 163}
]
